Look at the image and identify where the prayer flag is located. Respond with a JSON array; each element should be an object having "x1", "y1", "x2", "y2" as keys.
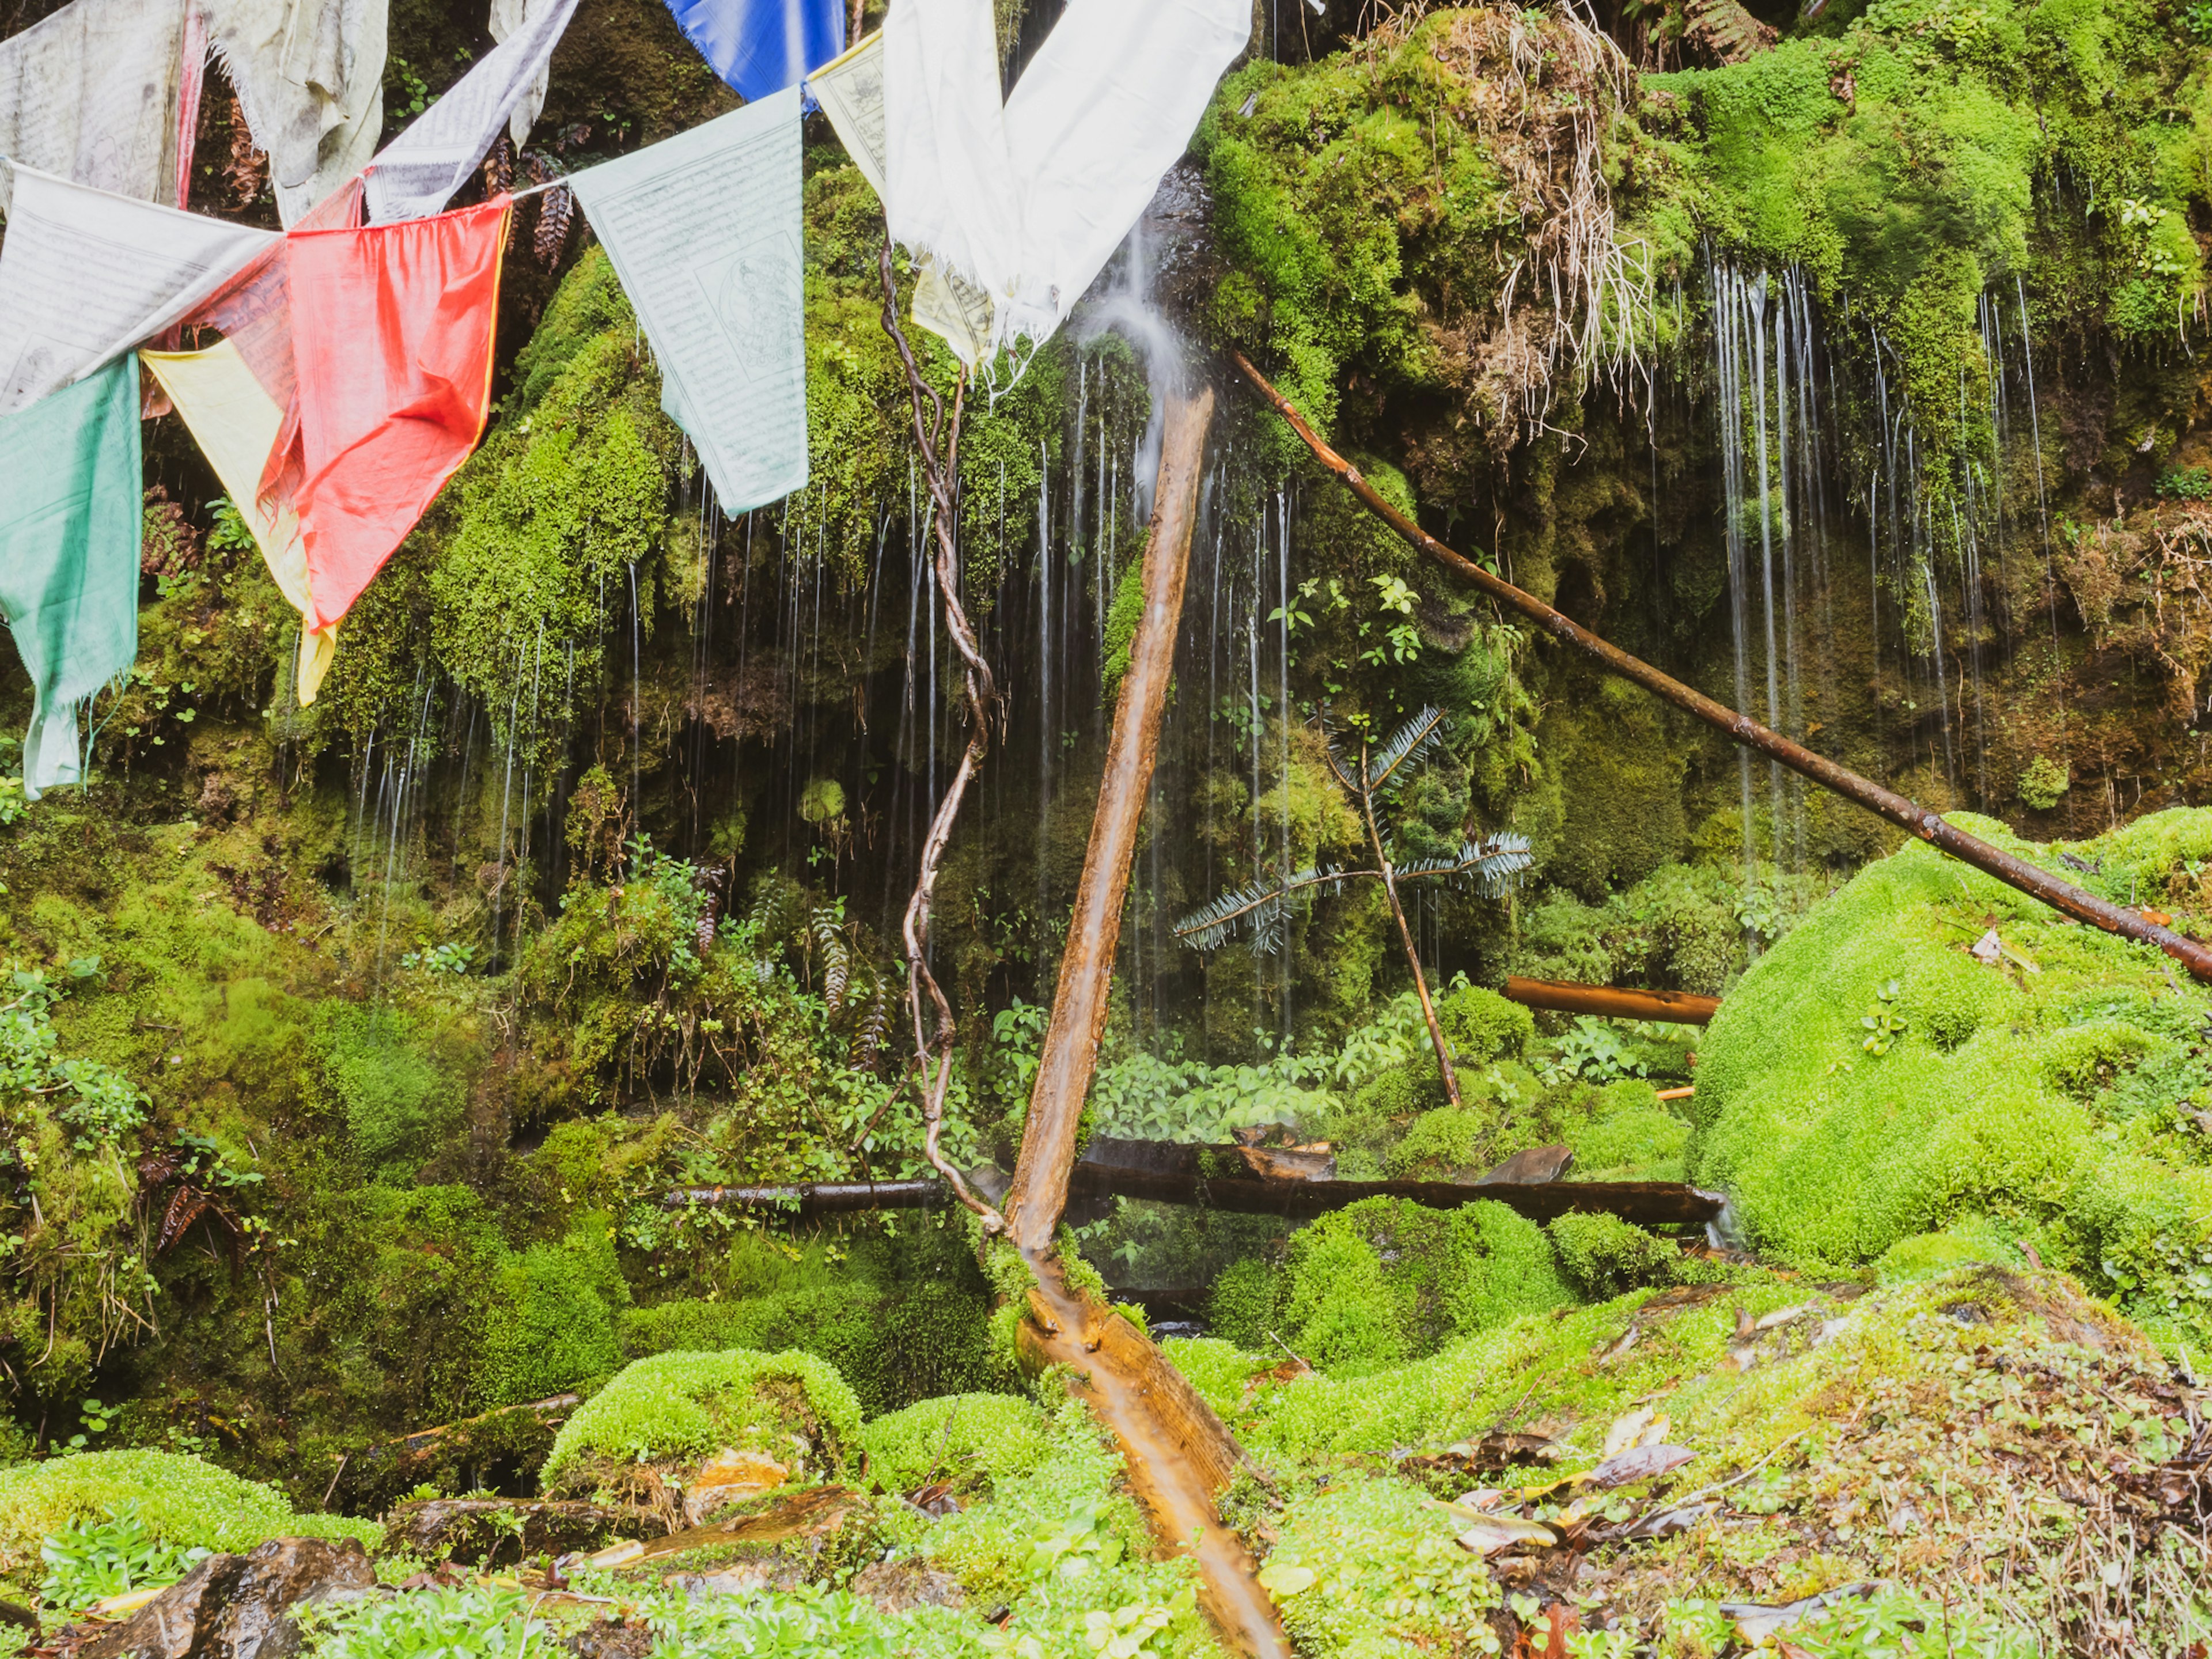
[
  {"x1": 287, "y1": 196, "x2": 510, "y2": 630},
  {"x1": 570, "y1": 86, "x2": 805, "y2": 516},
  {"x1": 880, "y1": 0, "x2": 1247, "y2": 364},
  {"x1": 0, "y1": 0, "x2": 191, "y2": 204},
  {"x1": 0, "y1": 355, "x2": 141, "y2": 800},
  {"x1": 363, "y1": 0, "x2": 579, "y2": 222},
  {"x1": 0, "y1": 164, "x2": 278, "y2": 414},
  {"x1": 207, "y1": 0, "x2": 388, "y2": 228},
  {"x1": 806, "y1": 29, "x2": 884, "y2": 197},
  {"x1": 488, "y1": 0, "x2": 558, "y2": 146},
  {"x1": 664, "y1": 0, "x2": 844, "y2": 106},
  {"x1": 141, "y1": 342, "x2": 338, "y2": 704}
]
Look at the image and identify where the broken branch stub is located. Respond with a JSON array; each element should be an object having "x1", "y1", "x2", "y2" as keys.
[
  {"x1": 1232, "y1": 352, "x2": 2212, "y2": 984},
  {"x1": 1003, "y1": 384, "x2": 1218, "y2": 1253}
]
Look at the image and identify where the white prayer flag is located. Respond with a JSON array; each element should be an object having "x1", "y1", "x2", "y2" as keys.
[
  {"x1": 363, "y1": 0, "x2": 580, "y2": 222},
  {"x1": 487, "y1": 0, "x2": 557, "y2": 147},
  {"x1": 0, "y1": 162, "x2": 279, "y2": 414},
  {"x1": 569, "y1": 86, "x2": 807, "y2": 516},
  {"x1": 0, "y1": 0, "x2": 191, "y2": 205},
  {"x1": 879, "y1": 0, "x2": 1248, "y2": 364},
  {"x1": 207, "y1": 0, "x2": 388, "y2": 228}
]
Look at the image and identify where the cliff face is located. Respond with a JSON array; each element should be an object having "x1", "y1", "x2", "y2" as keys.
[{"x1": 0, "y1": 0, "x2": 2207, "y2": 1491}]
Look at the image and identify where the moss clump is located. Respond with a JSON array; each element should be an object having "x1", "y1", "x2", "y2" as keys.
[
  {"x1": 1432, "y1": 982, "x2": 1532, "y2": 1065},
  {"x1": 1547, "y1": 1213, "x2": 1681, "y2": 1300},
  {"x1": 540, "y1": 1349, "x2": 862, "y2": 1496},
  {"x1": 1690, "y1": 806, "x2": 2212, "y2": 1350},
  {"x1": 1274, "y1": 1198, "x2": 1573, "y2": 1374},
  {"x1": 0, "y1": 1450, "x2": 376, "y2": 1581},
  {"x1": 857, "y1": 1394, "x2": 1052, "y2": 1498}
]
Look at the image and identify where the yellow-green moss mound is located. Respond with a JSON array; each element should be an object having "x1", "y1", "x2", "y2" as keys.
[
  {"x1": 0, "y1": 1450, "x2": 377, "y2": 1582},
  {"x1": 1692, "y1": 808, "x2": 2212, "y2": 1354},
  {"x1": 540, "y1": 1349, "x2": 861, "y2": 1495},
  {"x1": 857, "y1": 1394, "x2": 1052, "y2": 1498}
]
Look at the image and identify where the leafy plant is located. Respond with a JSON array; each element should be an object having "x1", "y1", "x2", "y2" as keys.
[
  {"x1": 1539, "y1": 1018, "x2": 1650, "y2": 1086},
  {"x1": 2158, "y1": 465, "x2": 2212, "y2": 501},
  {"x1": 400, "y1": 941, "x2": 477, "y2": 975},
  {"x1": 1861, "y1": 979, "x2": 1908, "y2": 1055},
  {"x1": 1, "y1": 965, "x2": 147, "y2": 1152},
  {"x1": 1082, "y1": 1589, "x2": 1198, "y2": 1658},
  {"x1": 1176, "y1": 707, "x2": 1532, "y2": 1111},
  {"x1": 303, "y1": 1581, "x2": 547, "y2": 1659},
  {"x1": 1022, "y1": 1502, "x2": 1126, "y2": 1581},
  {"x1": 39, "y1": 1505, "x2": 209, "y2": 1614}
]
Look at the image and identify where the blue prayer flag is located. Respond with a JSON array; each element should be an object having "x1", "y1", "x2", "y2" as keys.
[{"x1": 664, "y1": 0, "x2": 845, "y2": 104}]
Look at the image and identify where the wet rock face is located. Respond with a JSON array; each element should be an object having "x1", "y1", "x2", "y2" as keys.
[{"x1": 78, "y1": 1537, "x2": 377, "y2": 1659}]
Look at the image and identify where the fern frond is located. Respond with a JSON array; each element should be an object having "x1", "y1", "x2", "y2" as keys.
[
  {"x1": 811, "y1": 908, "x2": 851, "y2": 1012},
  {"x1": 1173, "y1": 864, "x2": 1353, "y2": 954},
  {"x1": 1366, "y1": 706, "x2": 1448, "y2": 794},
  {"x1": 1393, "y1": 832, "x2": 1535, "y2": 895}
]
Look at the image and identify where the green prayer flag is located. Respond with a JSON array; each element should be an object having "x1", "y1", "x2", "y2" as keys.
[{"x1": 0, "y1": 356, "x2": 141, "y2": 800}]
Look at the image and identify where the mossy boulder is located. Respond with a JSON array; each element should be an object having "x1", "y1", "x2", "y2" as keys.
[
  {"x1": 539, "y1": 1350, "x2": 862, "y2": 1499},
  {"x1": 0, "y1": 1450, "x2": 377, "y2": 1582},
  {"x1": 1433, "y1": 982, "x2": 1533, "y2": 1066},
  {"x1": 1547, "y1": 1213, "x2": 1681, "y2": 1300},
  {"x1": 1691, "y1": 808, "x2": 2212, "y2": 1353},
  {"x1": 1273, "y1": 1197, "x2": 1574, "y2": 1374}
]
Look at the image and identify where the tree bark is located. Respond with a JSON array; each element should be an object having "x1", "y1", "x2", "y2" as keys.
[
  {"x1": 1233, "y1": 351, "x2": 2212, "y2": 985},
  {"x1": 1502, "y1": 976, "x2": 1722, "y2": 1024},
  {"x1": 1002, "y1": 384, "x2": 1217, "y2": 1252}
]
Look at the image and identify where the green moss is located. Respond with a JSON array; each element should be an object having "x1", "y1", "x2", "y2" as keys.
[
  {"x1": 540, "y1": 1349, "x2": 862, "y2": 1494},
  {"x1": 620, "y1": 1228, "x2": 1003, "y2": 1419},
  {"x1": 1260, "y1": 1475, "x2": 1501, "y2": 1658},
  {"x1": 1568, "y1": 1102, "x2": 1691, "y2": 1181},
  {"x1": 0, "y1": 1450, "x2": 376, "y2": 1583},
  {"x1": 1691, "y1": 807, "x2": 2212, "y2": 1350},
  {"x1": 857, "y1": 1394, "x2": 1052, "y2": 1497},
  {"x1": 1547, "y1": 1213, "x2": 1681, "y2": 1300},
  {"x1": 1276, "y1": 1198, "x2": 1573, "y2": 1374},
  {"x1": 1204, "y1": 1258, "x2": 1282, "y2": 1353},
  {"x1": 475, "y1": 1214, "x2": 629, "y2": 1407},
  {"x1": 318, "y1": 1003, "x2": 468, "y2": 1181},
  {"x1": 1158, "y1": 1338, "x2": 1267, "y2": 1422},
  {"x1": 1431, "y1": 982, "x2": 1532, "y2": 1066}
]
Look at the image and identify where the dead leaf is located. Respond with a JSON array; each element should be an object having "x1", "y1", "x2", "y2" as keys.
[
  {"x1": 1723, "y1": 1582, "x2": 1881, "y2": 1648},
  {"x1": 1584, "y1": 1444, "x2": 1695, "y2": 1489},
  {"x1": 1626, "y1": 1501, "x2": 1714, "y2": 1539},
  {"x1": 1754, "y1": 1304, "x2": 1809, "y2": 1332},
  {"x1": 1602, "y1": 1407, "x2": 1654, "y2": 1460},
  {"x1": 1453, "y1": 1514, "x2": 1560, "y2": 1556},
  {"x1": 1971, "y1": 929, "x2": 2002, "y2": 965}
]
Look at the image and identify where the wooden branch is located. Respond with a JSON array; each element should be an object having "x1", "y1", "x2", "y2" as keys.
[
  {"x1": 1503, "y1": 976, "x2": 1722, "y2": 1025},
  {"x1": 1003, "y1": 384, "x2": 1218, "y2": 1252},
  {"x1": 1233, "y1": 351, "x2": 2212, "y2": 984}
]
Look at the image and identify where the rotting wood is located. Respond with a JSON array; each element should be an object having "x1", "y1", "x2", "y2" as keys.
[
  {"x1": 1003, "y1": 384, "x2": 1219, "y2": 1253},
  {"x1": 664, "y1": 1159, "x2": 1722, "y2": 1228},
  {"x1": 1065, "y1": 1165, "x2": 1724, "y2": 1227},
  {"x1": 1504, "y1": 975, "x2": 1722, "y2": 1024},
  {"x1": 1233, "y1": 351, "x2": 2212, "y2": 985},
  {"x1": 1017, "y1": 1250, "x2": 1294, "y2": 1658},
  {"x1": 365, "y1": 1392, "x2": 581, "y2": 1461}
]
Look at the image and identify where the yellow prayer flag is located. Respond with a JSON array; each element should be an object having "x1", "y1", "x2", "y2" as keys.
[{"x1": 141, "y1": 342, "x2": 338, "y2": 704}]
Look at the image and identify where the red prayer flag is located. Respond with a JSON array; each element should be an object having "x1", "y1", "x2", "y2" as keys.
[{"x1": 288, "y1": 196, "x2": 511, "y2": 631}]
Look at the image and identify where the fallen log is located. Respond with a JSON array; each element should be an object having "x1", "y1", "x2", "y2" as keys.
[
  {"x1": 664, "y1": 1154, "x2": 1722, "y2": 1228},
  {"x1": 1233, "y1": 352, "x2": 2212, "y2": 985},
  {"x1": 1503, "y1": 976, "x2": 1721, "y2": 1025},
  {"x1": 1065, "y1": 1164, "x2": 1724, "y2": 1227},
  {"x1": 1005, "y1": 384, "x2": 1219, "y2": 1252},
  {"x1": 1018, "y1": 1250, "x2": 1293, "y2": 1658}
]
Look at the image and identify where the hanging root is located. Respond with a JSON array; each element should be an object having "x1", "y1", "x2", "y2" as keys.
[
  {"x1": 1407, "y1": 3, "x2": 1654, "y2": 436},
  {"x1": 878, "y1": 236, "x2": 1005, "y2": 1234}
]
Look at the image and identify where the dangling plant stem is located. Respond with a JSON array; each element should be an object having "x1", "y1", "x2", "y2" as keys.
[
  {"x1": 1328, "y1": 737, "x2": 1461, "y2": 1108},
  {"x1": 878, "y1": 235, "x2": 1003, "y2": 1233}
]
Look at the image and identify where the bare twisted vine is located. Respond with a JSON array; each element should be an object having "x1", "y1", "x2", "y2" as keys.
[{"x1": 878, "y1": 235, "x2": 1005, "y2": 1232}]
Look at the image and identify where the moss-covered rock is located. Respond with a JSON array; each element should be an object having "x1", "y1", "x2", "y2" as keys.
[
  {"x1": 540, "y1": 1349, "x2": 862, "y2": 1497},
  {"x1": 0, "y1": 1450, "x2": 376, "y2": 1584},
  {"x1": 1691, "y1": 806, "x2": 2212, "y2": 1352}
]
